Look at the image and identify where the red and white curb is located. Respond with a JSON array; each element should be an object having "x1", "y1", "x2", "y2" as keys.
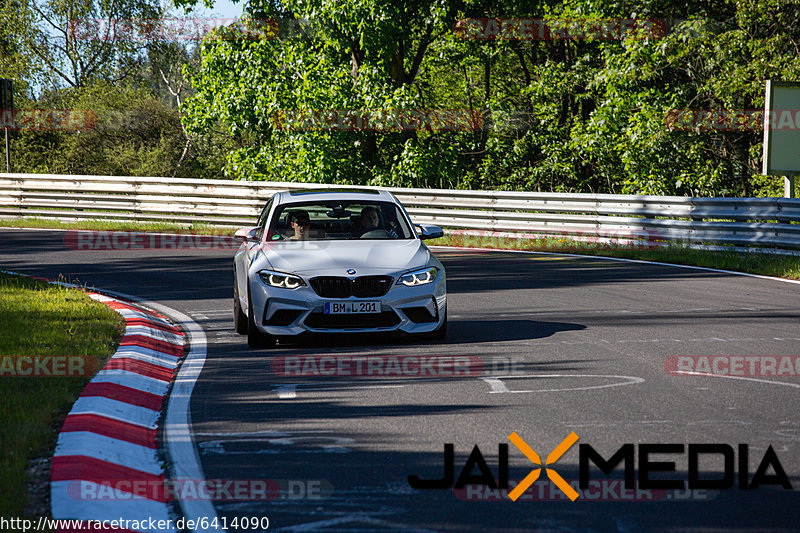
[{"x1": 50, "y1": 292, "x2": 185, "y2": 532}]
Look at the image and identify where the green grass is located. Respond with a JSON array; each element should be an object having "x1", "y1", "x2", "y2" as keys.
[
  {"x1": 0, "y1": 273, "x2": 126, "y2": 517},
  {"x1": 0, "y1": 217, "x2": 237, "y2": 235},
  {"x1": 428, "y1": 233, "x2": 800, "y2": 280}
]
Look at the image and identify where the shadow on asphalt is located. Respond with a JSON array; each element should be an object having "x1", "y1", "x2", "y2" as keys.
[
  {"x1": 263, "y1": 319, "x2": 587, "y2": 349},
  {"x1": 196, "y1": 406, "x2": 800, "y2": 533}
]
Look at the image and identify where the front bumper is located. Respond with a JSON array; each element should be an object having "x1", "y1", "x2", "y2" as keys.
[{"x1": 249, "y1": 274, "x2": 446, "y2": 336}]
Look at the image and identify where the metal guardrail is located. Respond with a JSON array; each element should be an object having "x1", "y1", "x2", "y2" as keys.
[{"x1": 2, "y1": 173, "x2": 800, "y2": 251}]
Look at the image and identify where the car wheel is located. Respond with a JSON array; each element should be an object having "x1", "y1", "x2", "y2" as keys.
[
  {"x1": 430, "y1": 307, "x2": 447, "y2": 341},
  {"x1": 247, "y1": 282, "x2": 275, "y2": 349},
  {"x1": 233, "y1": 282, "x2": 248, "y2": 335}
]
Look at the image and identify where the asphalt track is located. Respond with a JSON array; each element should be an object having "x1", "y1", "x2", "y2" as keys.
[{"x1": 2, "y1": 228, "x2": 800, "y2": 532}]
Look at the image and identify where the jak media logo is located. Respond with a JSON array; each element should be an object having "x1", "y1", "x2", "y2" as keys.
[{"x1": 409, "y1": 433, "x2": 793, "y2": 501}]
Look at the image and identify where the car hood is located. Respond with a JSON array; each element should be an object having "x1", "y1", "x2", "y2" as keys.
[{"x1": 259, "y1": 239, "x2": 430, "y2": 276}]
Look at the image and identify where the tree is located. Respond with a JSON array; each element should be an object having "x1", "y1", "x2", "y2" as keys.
[
  {"x1": 9, "y1": 0, "x2": 162, "y2": 91},
  {"x1": 182, "y1": 0, "x2": 482, "y2": 184}
]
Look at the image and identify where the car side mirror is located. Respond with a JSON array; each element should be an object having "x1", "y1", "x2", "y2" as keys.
[
  {"x1": 234, "y1": 226, "x2": 261, "y2": 242},
  {"x1": 416, "y1": 224, "x2": 444, "y2": 240}
]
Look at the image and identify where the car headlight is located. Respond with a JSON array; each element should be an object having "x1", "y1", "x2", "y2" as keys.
[
  {"x1": 258, "y1": 270, "x2": 306, "y2": 289},
  {"x1": 397, "y1": 266, "x2": 438, "y2": 287}
]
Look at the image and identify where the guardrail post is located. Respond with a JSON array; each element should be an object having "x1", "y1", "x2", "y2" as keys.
[
  {"x1": 3, "y1": 126, "x2": 9, "y2": 173},
  {"x1": 1, "y1": 78, "x2": 12, "y2": 172}
]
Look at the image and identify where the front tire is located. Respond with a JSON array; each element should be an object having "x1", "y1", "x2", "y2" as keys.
[{"x1": 247, "y1": 282, "x2": 275, "y2": 349}]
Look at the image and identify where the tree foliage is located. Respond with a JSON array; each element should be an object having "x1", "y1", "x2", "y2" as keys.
[
  {"x1": 11, "y1": 81, "x2": 233, "y2": 177},
  {"x1": 179, "y1": 0, "x2": 800, "y2": 195},
  {"x1": 3, "y1": 0, "x2": 165, "y2": 89},
  {"x1": 4, "y1": 0, "x2": 800, "y2": 194},
  {"x1": 3, "y1": 0, "x2": 233, "y2": 177}
]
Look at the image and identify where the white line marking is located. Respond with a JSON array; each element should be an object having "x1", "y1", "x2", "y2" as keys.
[
  {"x1": 96, "y1": 288, "x2": 220, "y2": 532},
  {"x1": 662, "y1": 308, "x2": 714, "y2": 313},
  {"x1": 482, "y1": 378, "x2": 510, "y2": 393},
  {"x1": 431, "y1": 245, "x2": 800, "y2": 285},
  {"x1": 518, "y1": 336, "x2": 800, "y2": 347},
  {"x1": 673, "y1": 371, "x2": 800, "y2": 389},
  {"x1": 160, "y1": 309, "x2": 219, "y2": 531},
  {"x1": 269, "y1": 380, "x2": 408, "y2": 400},
  {"x1": 481, "y1": 374, "x2": 645, "y2": 393},
  {"x1": 566, "y1": 420, "x2": 672, "y2": 428},
  {"x1": 275, "y1": 384, "x2": 297, "y2": 399},
  {"x1": 686, "y1": 420, "x2": 750, "y2": 426},
  {"x1": 271, "y1": 514, "x2": 440, "y2": 532}
]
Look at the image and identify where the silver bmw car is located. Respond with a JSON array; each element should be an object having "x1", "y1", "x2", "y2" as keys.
[{"x1": 233, "y1": 189, "x2": 447, "y2": 348}]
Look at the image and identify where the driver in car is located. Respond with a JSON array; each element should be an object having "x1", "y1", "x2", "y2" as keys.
[
  {"x1": 359, "y1": 206, "x2": 380, "y2": 233},
  {"x1": 356, "y1": 206, "x2": 399, "y2": 238},
  {"x1": 288, "y1": 210, "x2": 311, "y2": 240}
]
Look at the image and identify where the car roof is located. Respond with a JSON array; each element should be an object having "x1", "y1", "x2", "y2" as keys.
[{"x1": 273, "y1": 188, "x2": 397, "y2": 204}]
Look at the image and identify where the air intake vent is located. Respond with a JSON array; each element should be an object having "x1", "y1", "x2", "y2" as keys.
[
  {"x1": 305, "y1": 311, "x2": 400, "y2": 329},
  {"x1": 309, "y1": 277, "x2": 351, "y2": 298},
  {"x1": 310, "y1": 276, "x2": 393, "y2": 298}
]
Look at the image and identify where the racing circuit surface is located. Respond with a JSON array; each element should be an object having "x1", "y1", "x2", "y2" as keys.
[{"x1": 2, "y1": 228, "x2": 800, "y2": 532}]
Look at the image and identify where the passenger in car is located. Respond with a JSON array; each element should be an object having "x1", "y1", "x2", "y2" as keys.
[{"x1": 288, "y1": 210, "x2": 311, "y2": 240}]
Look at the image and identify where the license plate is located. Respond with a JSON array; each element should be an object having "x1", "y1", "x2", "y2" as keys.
[{"x1": 324, "y1": 301, "x2": 380, "y2": 314}]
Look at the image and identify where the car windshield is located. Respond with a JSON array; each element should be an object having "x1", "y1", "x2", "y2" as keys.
[{"x1": 266, "y1": 200, "x2": 415, "y2": 241}]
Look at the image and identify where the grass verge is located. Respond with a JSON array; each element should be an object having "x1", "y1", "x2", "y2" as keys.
[
  {"x1": 428, "y1": 233, "x2": 800, "y2": 280},
  {"x1": 0, "y1": 217, "x2": 236, "y2": 235},
  {"x1": 0, "y1": 273, "x2": 126, "y2": 517}
]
